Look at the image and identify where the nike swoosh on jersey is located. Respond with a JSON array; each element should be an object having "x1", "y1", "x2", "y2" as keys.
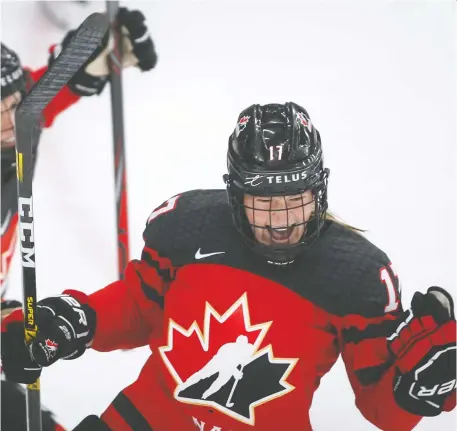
[{"x1": 195, "y1": 248, "x2": 225, "y2": 260}]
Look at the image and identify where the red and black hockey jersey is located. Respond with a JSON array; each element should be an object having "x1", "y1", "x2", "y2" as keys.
[{"x1": 87, "y1": 189, "x2": 423, "y2": 431}]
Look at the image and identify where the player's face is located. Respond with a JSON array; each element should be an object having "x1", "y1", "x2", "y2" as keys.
[
  {"x1": 1, "y1": 92, "x2": 21, "y2": 149},
  {"x1": 243, "y1": 190, "x2": 314, "y2": 246}
]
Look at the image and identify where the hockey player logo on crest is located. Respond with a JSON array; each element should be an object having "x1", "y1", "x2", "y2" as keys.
[{"x1": 159, "y1": 293, "x2": 298, "y2": 425}]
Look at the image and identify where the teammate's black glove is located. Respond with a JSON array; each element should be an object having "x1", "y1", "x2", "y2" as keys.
[
  {"x1": 387, "y1": 286, "x2": 456, "y2": 416},
  {"x1": 1, "y1": 291, "x2": 96, "y2": 383},
  {"x1": 49, "y1": 7, "x2": 157, "y2": 97},
  {"x1": 116, "y1": 7, "x2": 157, "y2": 72}
]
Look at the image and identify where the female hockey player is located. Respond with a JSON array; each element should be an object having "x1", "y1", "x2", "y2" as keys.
[
  {"x1": 2, "y1": 103, "x2": 456, "y2": 431},
  {"x1": 1, "y1": 7, "x2": 157, "y2": 431}
]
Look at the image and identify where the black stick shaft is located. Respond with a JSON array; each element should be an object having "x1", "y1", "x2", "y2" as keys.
[
  {"x1": 106, "y1": 1, "x2": 130, "y2": 280},
  {"x1": 16, "y1": 115, "x2": 42, "y2": 431}
]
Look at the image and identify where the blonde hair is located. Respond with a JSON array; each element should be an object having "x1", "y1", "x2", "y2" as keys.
[{"x1": 324, "y1": 210, "x2": 366, "y2": 234}]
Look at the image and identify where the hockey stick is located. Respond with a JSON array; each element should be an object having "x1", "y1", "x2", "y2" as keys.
[
  {"x1": 14, "y1": 13, "x2": 109, "y2": 431},
  {"x1": 226, "y1": 365, "x2": 244, "y2": 408},
  {"x1": 106, "y1": 1, "x2": 130, "y2": 280}
]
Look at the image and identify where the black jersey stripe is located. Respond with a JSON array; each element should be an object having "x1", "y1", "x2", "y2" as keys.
[
  {"x1": 136, "y1": 270, "x2": 165, "y2": 309},
  {"x1": 354, "y1": 361, "x2": 393, "y2": 386},
  {"x1": 141, "y1": 249, "x2": 173, "y2": 283},
  {"x1": 342, "y1": 320, "x2": 398, "y2": 345},
  {"x1": 111, "y1": 392, "x2": 154, "y2": 431}
]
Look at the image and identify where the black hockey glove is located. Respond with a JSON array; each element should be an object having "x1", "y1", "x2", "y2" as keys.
[
  {"x1": 48, "y1": 7, "x2": 157, "y2": 97},
  {"x1": 30, "y1": 290, "x2": 96, "y2": 366},
  {"x1": 387, "y1": 286, "x2": 456, "y2": 416},
  {"x1": 116, "y1": 7, "x2": 157, "y2": 72},
  {"x1": 1, "y1": 291, "x2": 96, "y2": 383}
]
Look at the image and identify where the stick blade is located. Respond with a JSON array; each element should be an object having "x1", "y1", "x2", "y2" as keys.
[{"x1": 17, "y1": 12, "x2": 109, "y2": 117}]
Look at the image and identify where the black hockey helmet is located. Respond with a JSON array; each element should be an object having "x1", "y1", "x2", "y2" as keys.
[
  {"x1": 224, "y1": 102, "x2": 330, "y2": 265},
  {"x1": 1, "y1": 43, "x2": 26, "y2": 100}
]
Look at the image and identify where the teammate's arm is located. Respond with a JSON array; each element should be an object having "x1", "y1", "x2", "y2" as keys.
[{"x1": 29, "y1": 6, "x2": 157, "y2": 128}]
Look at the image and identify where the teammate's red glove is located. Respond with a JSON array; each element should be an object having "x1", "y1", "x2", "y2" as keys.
[{"x1": 387, "y1": 286, "x2": 456, "y2": 416}]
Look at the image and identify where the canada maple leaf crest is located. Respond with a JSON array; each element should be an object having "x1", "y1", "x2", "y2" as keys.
[
  {"x1": 158, "y1": 292, "x2": 298, "y2": 425},
  {"x1": 41, "y1": 338, "x2": 59, "y2": 361},
  {"x1": 296, "y1": 111, "x2": 313, "y2": 132},
  {"x1": 235, "y1": 115, "x2": 251, "y2": 137}
]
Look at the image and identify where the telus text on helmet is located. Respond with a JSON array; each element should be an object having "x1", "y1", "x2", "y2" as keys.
[{"x1": 244, "y1": 171, "x2": 307, "y2": 187}]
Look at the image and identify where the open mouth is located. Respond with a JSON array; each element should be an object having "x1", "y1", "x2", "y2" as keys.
[{"x1": 267, "y1": 225, "x2": 296, "y2": 243}]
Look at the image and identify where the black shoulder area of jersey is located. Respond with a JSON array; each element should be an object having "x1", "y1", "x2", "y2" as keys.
[
  {"x1": 284, "y1": 222, "x2": 399, "y2": 318},
  {"x1": 142, "y1": 190, "x2": 399, "y2": 319},
  {"x1": 142, "y1": 189, "x2": 235, "y2": 265},
  {"x1": 259, "y1": 221, "x2": 400, "y2": 318}
]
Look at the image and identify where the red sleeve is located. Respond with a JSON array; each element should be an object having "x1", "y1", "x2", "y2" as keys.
[
  {"x1": 26, "y1": 63, "x2": 81, "y2": 128},
  {"x1": 338, "y1": 312, "x2": 423, "y2": 431},
  {"x1": 87, "y1": 246, "x2": 175, "y2": 352}
]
